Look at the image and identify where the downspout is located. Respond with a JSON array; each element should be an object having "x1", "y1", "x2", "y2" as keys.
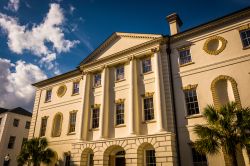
[{"x1": 165, "y1": 35, "x2": 181, "y2": 166}]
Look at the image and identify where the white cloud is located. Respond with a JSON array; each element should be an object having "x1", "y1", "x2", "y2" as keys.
[
  {"x1": 0, "y1": 58, "x2": 47, "y2": 111},
  {"x1": 0, "y1": 3, "x2": 79, "y2": 74},
  {"x1": 5, "y1": 0, "x2": 20, "y2": 12}
]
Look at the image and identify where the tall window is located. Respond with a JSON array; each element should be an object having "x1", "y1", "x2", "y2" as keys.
[
  {"x1": 13, "y1": 118, "x2": 19, "y2": 127},
  {"x1": 184, "y1": 89, "x2": 200, "y2": 115},
  {"x1": 92, "y1": 108, "x2": 99, "y2": 129},
  {"x1": 88, "y1": 154, "x2": 94, "y2": 166},
  {"x1": 8, "y1": 136, "x2": 16, "y2": 149},
  {"x1": 72, "y1": 82, "x2": 80, "y2": 94},
  {"x1": 144, "y1": 97, "x2": 154, "y2": 121},
  {"x1": 25, "y1": 121, "x2": 30, "y2": 129},
  {"x1": 116, "y1": 66, "x2": 124, "y2": 81},
  {"x1": 191, "y1": 148, "x2": 208, "y2": 166},
  {"x1": 69, "y1": 112, "x2": 77, "y2": 133},
  {"x1": 116, "y1": 103, "x2": 124, "y2": 125},
  {"x1": 45, "y1": 89, "x2": 52, "y2": 102},
  {"x1": 240, "y1": 29, "x2": 250, "y2": 48},
  {"x1": 145, "y1": 150, "x2": 156, "y2": 166},
  {"x1": 21, "y1": 138, "x2": 28, "y2": 147},
  {"x1": 65, "y1": 154, "x2": 71, "y2": 166},
  {"x1": 142, "y1": 58, "x2": 152, "y2": 73},
  {"x1": 52, "y1": 113, "x2": 63, "y2": 137},
  {"x1": 94, "y1": 73, "x2": 101, "y2": 87},
  {"x1": 179, "y1": 48, "x2": 192, "y2": 65},
  {"x1": 40, "y1": 117, "x2": 47, "y2": 137}
]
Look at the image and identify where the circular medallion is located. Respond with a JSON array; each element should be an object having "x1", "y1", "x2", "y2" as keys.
[
  {"x1": 203, "y1": 36, "x2": 227, "y2": 55},
  {"x1": 57, "y1": 85, "x2": 67, "y2": 97}
]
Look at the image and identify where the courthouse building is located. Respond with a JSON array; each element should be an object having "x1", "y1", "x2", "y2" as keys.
[{"x1": 29, "y1": 7, "x2": 250, "y2": 166}]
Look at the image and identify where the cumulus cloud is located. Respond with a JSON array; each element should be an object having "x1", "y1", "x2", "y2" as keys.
[
  {"x1": 0, "y1": 58, "x2": 47, "y2": 111},
  {"x1": 0, "y1": 3, "x2": 79, "y2": 74},
  {"x1": 5, "y1": 0, "x2": 20, "y2": 12}
]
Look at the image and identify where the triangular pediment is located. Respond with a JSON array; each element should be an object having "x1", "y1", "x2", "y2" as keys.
[{"x1": 80, "y1": 32, "x2": 162, "y2": 65}]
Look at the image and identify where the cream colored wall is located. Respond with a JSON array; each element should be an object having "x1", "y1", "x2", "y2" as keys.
[
  {"x1": 171, "y1": 17, "x2": 250, "y2": 166},
  {"x1": 96, "y1": 36, "x2": 157, "y2": 60},
  {"x1": 29, "y1": 37, "x2": 173, "y2": 165},
  {"x1": 0, "y1": 112, "x2": 31, "y2": 166}
]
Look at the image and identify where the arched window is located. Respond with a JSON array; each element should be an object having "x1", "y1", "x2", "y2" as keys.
[
  {"x1": 52, "y1": 113, "x2": 63, "y2": 137},
  {"x1": 211, "y1": 75, "x2": 241, "y2": 109},
  {"x1": 138, "y1": 143, "x2": 156, "y2": 166}
]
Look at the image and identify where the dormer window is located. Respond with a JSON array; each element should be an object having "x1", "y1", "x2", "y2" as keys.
[
  {"x1": 116, "y1": 65, "x2": 124, "y2": 81},
  {"x1": 94, "y1": 73, "x2": 101, "y2": 87},
  {"x1": 179, "y1": 48, "x2": 192, "y2": 65}
]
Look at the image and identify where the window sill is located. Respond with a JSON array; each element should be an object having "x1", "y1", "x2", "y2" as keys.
[
  {"x1": 71, "y1": 93, "x2": 79, "y2": 96},
  {"x1": 142, "y1": 119, "x2": 156, "y2": 124},
  {"x1": 179, "y1": 62, "x2": 195, "y2": 67},
  {"x1": 141, "y1": 71, "x2": 153, "y2": 76},
  {"x1": 67, "y1": 132, "x2": 76, "y2": 135},
  {"x1": 243, "y1": 45, "x2": 250, "y2": 50},
  {"x1": 44, "y1": 100, "x2": 51, "y2": 103},
  {"x1": 115, "y1": 124, "x2": 126, "y2": 128},
  {"x1": 93, "y1": 85, "x2": 102, "y2": 89},
  {"x1": 185, "y1": 114, "x2": 203, "y2": 119},
  {"x1": 115, "y1": 79, "x2": 126, "y2": 83},
  {"x1": 89, "y1": 128, "x2": 99, "y2": 131}
]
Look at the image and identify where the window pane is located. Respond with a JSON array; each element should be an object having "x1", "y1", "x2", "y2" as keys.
[
  {"x1": 69, "y1": 112, "x2": 76, "y2": 133},
  {"x1": 45, "y1": 90, "x2": 52, "y2": 102},
  {"x1": 8, "y1": 136, "x2": 16, "y2": 149},
  {"x1": 25, "y1": 121, "x2": 30, "y2": 129},
  {"x1": 94, "y1": 74, "x2": 101, "y2": 87},
  {"x1": 116, "y1": 103, "x2": 124, "y2": 125},
  {"x1": 40, "y1": 118, "x2": 47, "y2": 137},
  {"x1": 192, "y1": 148, "x2": 208, "y2": 166},
  {"x1": 142, "y1": 58, "x2": 152, "y2": 73},
  {"x1": 146, "y1": 150, "x2": 156, "y2": 166},
  {"x1": 73, "y1": 82, "x2": 80, "y2": 94},
  {"x1": 116, "y1": 66, "x2": 124, "y2": 81},
  {"x1": 240, "y1": 30, "x2": 250, "y2": 48},
  {"x1": 13, "y1": 119, "x2": 19, "y2": 127},
  {"x1": 92, "y1": 108, "x2": 99, "y2": 128},
  {"x1": 185, "y1": 89, "x2": 200, "y2": 115},
  {"x1": 144, "y1": 97, "x2": 154, "y2": 121},
  {"x1": 179, "y1": 49, "x2": 192, "y2": 65}
]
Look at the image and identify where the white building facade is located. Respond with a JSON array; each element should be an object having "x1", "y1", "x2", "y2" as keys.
[
  {"x1": 0, "y1": 107, "x2": 32, "y2": 166},
  {"x1": 29, "y1": 7, "x2": 250, "y2": 166},
  {"x1": 29, "y1": 33, "x2": 177, "y2": 166}
]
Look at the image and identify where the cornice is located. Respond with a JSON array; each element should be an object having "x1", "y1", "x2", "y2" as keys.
[
  {"x1": 33, "y1": 69, "x2": 81, "y2": 88},
  {"x1": 80, "y1": 37, "x2": 166, "y2": 70},
  {"x1": 171, "y1": 7, "x2": 250, "y2": 41}
]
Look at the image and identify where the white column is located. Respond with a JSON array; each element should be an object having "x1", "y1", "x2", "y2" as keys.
[
  {"x1": 81, "y1": 73, "x2": 91, "y2": 140},
  {"x1": 100, "y1": 66, "x2": 109, "y2": 139},
  {"x1": 154, "y1": 50, "x2": 167, "y2": 132},
  {"x1": 129, "y1": 56, "x2": 136, "y2": 135}
]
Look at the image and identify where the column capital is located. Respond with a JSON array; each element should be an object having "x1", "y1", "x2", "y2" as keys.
[
  {"x1": 127, "y1": 55, "x2": 136, "y2": 61},
  {"x1": 151, "y1": 47, "x2": 160, "y2": 53}
]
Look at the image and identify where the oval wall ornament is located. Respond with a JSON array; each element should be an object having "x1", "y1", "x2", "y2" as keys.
[
  {"x1": 57, "y1": 85, "x2": 67, "y2": 97},
  {"x1": 203, "y1": 36, "x2": 227, "y2": 55}
]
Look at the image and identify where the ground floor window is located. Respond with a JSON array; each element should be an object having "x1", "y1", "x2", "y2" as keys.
[
  {"x1": 65, "y1": 154, "x2": 71, "y2": 166},
  {"x1": 145, "y1": 150, "x2": 156, "y2": 166},
  {"x1": 191, "y1": 148, "x2": 208, "y2": 166},
  {"x1": 88, "y1": 153, "x2": 94, "y2": 166}
]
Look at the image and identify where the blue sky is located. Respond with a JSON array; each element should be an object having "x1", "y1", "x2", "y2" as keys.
[{"x1": 0, "y1": 0, "x2": 250, "y2": 110}]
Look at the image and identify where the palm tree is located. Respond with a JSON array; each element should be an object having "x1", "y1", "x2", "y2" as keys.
[
  {"x1": 17, "y1": 137, "x2": 55, "y2": 166},
  {"x1": 193, "y1": 102, "x2": 250, "y2": 166}
]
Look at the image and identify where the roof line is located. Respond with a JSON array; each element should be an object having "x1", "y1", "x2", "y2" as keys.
[{"x1": 171, "y1": 6, "x2": 250, "y2": 40}]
